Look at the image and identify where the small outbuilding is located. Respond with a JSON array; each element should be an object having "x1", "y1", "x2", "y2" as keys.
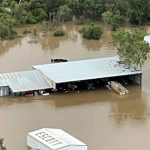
[
  {"x1": 0, "y1": 70, "x2": 52, "y2": 96},
  {"x1": 27, "y1": 128, "x2": 87, "y2": 150}
]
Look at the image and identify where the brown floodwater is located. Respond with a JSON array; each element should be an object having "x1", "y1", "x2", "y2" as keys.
[{"x1": 0, "y1": 23, "x2": 150, "y2": 150}]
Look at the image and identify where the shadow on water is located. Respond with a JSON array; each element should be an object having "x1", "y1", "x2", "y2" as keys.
[
  {"x1": 81, "y1": 30, "x2": 114, "y2": 51},
  {"x1": 82, "y1": 39, "x2": 103, "y2": 51},
  {"x1": 0, "y1": 89, "x2": 108, "y2": 108},
  {"x1": 28, "y1": 23, "x2": 79, "y2": 51},
  {"x1": 109, "y1": 85, "x2": 148, "y2": 125},
  {"x1": 44, "y1": 90, "x2": 107, "y2": 108},
  {"x1": 0, "y1": 96, "x2": 33, "y2": 106},
  {"x1": 38, "y1": 32, "x2": 68, "y2": 51},
  {"x1": 0, "y1": 37, "x2": 22, "y2": 57},
  {"x1": 0, "y1": 85, "x2": 149, "y2": 150},
  {"x1": 0, "y1": 83, "x2": 148, "y2": 128}
]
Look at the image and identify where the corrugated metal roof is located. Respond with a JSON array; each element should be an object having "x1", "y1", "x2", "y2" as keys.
[
  {"x1": 0, "y1": 70, "x2": 52, "y2": 92},
  {"x1": 33, "y1": 57, "x2": 142, "y2": 83},
  {"x1": 0, "y1": 79, "x2": 9, "y2": 87},
  {"x1": 28, "y1": 128, "x2": 87, "y2": 150}
]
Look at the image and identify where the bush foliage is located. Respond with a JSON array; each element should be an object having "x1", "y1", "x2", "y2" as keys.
[
  {"x1": 81, "y1": 24, "x2": 103, "y2": 40},
  {"x1": 53, "y1": 30, "x2": 65, "y2": 37}
]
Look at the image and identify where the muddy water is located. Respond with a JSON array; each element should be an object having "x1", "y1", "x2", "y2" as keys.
[
  {"x1": 0, "y1": 23, "x2": 116, "y2": 72},
  {"x1": 0, "y1": 23, "x2": 150, "y2": 150}
]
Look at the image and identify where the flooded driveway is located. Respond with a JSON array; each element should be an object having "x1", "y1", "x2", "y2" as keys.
[{"x1": 0, "y1": 23, "x2": 150, "y2": 150}]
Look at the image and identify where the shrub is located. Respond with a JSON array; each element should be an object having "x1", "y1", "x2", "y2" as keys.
[
  {"x1": 81, "y1": 24, "x2": 103, "y2": 40},
  {"x1": 27, "y1": 15, "x2": 38, "y2": 24},
  {"x1": 22, "y1": 29, "x2": 31, "y2": 34},
  {"x1": 53, "y1": 30, "x2": 65, "y2": 37}
]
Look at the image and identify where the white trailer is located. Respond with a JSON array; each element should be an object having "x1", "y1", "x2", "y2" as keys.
[{"x1": 27, "y1": 128, "x2": 87, "y2": 150}]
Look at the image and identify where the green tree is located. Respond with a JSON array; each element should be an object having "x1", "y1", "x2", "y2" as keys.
[
  {"x1": 12, "y1": 2, "x2": 30, "y2": 24},
  {"x1": 102, "y1": 11, "x2": 112, "y2": 29},
  {"x1": 111, "y1": 14, "x2": 124, "y2": 31},
  {"x1": 29, "y1": 0, "x2": 47, "y2": 22},
  {"x1": 106, "y1": 0, "x2": 129, "y2": 17},
  {"x1": 105, "y1": 0, "x2": 129, "y2": 30},
  {"x1": 43, "y1": 0, "x2": 66, "y2": 21},
  {"x1": 83, "y1": 0, "x2": 106, "y2": 19},
  {"x1": 0, "y1": 12, "x2": 16, "y2": 40},
  {"x1": 113, "y1": 29, "x2": 150, "y2": 69},
  {"x1": 129, "y1": 0, "x2": 150, "y2": 25},
  {"x1": 69, "y1": 0, "x2": 106, "y2": 20},
  {"x1": 58, "y1": 4, "x2": 72, "y2": 21}
]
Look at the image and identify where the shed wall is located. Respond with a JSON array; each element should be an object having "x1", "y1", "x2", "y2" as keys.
[
  {"x1": 27, "y1": 135, "x2": 87, "y2": 150},
  {"x1": 0, "y1": 86, "x2": 9, "y2": 96},
  {"x1": 63, "y1": 145, "x2": 88, "y2": 150},
  {"x1": 27, "y1": 135, "x2": 51, "y2": 150},
  {"x1": 128, "y1": 74, "x2": 142, "y2": 85},
  {"x1": 44, "y1": 75, "x2": 56, "y2": 89}
]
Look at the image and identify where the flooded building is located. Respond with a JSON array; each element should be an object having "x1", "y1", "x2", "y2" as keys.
[
  {"x1": 33, "y1": 57, "x2": 142, "y2": 91},
  {"x1": 0, "y1": 70, "x2": 52, "y2": 96},
  {"x1": 0, "y1": 57, "x2": 142, "y2": 96},
  {"x1": 27, "y1": 128, "x2": 87, "y2": 150}
]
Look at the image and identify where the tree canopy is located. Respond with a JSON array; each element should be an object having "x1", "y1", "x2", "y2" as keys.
[
  {"x1": 113, "y1": 29, "x2": 150, "y2": 69},
  {"x1": 0, "y1": 0, "x2": 150, "y2": 39},
  {"x1": 0, "y1": 0, "x2": 150, "y2": 26}
]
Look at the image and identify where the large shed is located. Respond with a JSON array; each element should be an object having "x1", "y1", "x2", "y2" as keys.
[
  {"x1": 33, "y1": 57, "x2": 142, "y2": 89},
  {"x1": 27, "y1": 128, "x2": 87, "y2": 150}
]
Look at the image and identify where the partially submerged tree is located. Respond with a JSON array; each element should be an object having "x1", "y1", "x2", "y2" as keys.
[
  {"x1": 102, "y1": 11, "x2": 125, "y2": 31},
  {"x1": 113, "y1": 29, "x2": 150, "y2": 69},
  {"x1": 80, "y1": 24, "x2": 103, "y2": 40},
  {"x1": 53, "y1": 30, "x2": 65, "y2": 37},
  {"x1": 102, "y1": 11, "x2": 112, "y2": 29},
  {"x1": 111, "y1": 14, "x2": 125, "y2": 31},
  {"x1": 0, "y1": 138, "x2": 6, "y2": 150}
]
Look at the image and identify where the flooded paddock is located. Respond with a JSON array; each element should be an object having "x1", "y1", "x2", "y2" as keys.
[{"x1": 0, "y1": 23, "x2": 150, "y2": 150}]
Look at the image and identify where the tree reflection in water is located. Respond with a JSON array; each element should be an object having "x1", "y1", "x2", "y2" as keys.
[
  {"x1": 110, "y1": 86, "x2": 148, "y2": 125},
  {"x1": 33, "y1": 24, "x2": 79, "y2": 51},
  {"x1": 0, "y1": 38, "x2": 22, "y2": 57}
]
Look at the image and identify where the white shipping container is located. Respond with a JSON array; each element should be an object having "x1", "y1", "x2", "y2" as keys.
[{"x1": 27, "y1": 128, "x2": 87, "y2": 150}]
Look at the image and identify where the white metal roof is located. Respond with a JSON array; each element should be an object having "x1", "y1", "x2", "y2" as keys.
[
  {"x1": 0, "y1": 79, "x2": 8, "y2": 87},
  {"x1": 33, "y1": 57, "x2": 142, "y2": 83},
  {"x1": 28, "y1": 128, "x2": 87, "y2": 150},
  {"x1": 0, "y1": 70, "x2": 52, "y2": 92}
]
